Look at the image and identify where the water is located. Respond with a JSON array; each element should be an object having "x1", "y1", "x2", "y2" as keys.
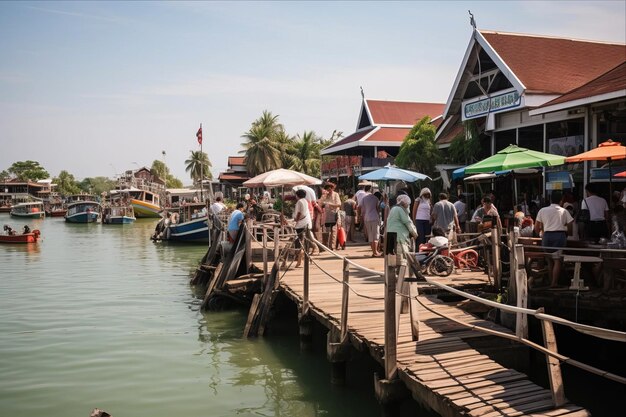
[{"x1": 0, "y1": 216, "x2": 387, "y2": 417}]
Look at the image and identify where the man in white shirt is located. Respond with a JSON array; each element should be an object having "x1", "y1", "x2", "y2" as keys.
[
  {"x1": 210, "y1": 196, "x2": 226, "y2": 215},
  {"x1": 535, "y1": 191, "x2": 573, "y2": 287},
  {"x1": 581, "y1": 183, "x2": 609, "y2": 242},
  {"x1": 293, "y1": 189, "x2": 312, "y2": 267},
  {"x1": 453, "y1": 195, "x2": 467, "y2": 232}
]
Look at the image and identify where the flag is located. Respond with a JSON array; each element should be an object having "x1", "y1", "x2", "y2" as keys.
[{"x1": 196, "y1": 125, "x2": 202, "y2": 145}]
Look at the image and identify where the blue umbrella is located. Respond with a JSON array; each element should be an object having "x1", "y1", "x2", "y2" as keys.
[{"x1": 358, "y1": 164, "x2": 431, "y2": 183}]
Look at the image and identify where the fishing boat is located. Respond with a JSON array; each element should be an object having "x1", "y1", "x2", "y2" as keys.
[
  {"x1": 102, "y1": 204, "x2": 136, "y2": 225},
  {"x1": 10, "y1": 202, "x2": 45, "y2": 219},
  {"x1": 0, "y1": 225, "x2": 41, "y2": 243},
  {"x1": 152, "y1": 203, "x2": 211, "y2": 243},
  {"x1": 110, "y1": 188, "x2": 162, "y2": 218},
  {"x1": 45, "y1": 200, "x2": 67, "y2": 217},
  {"x1": 65, "y1": 199, "x2": 101, "y2": 223}
]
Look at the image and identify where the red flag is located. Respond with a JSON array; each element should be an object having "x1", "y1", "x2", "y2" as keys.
[{"x1": 196, "y1": 125, "x2": 202, "y2": 145}]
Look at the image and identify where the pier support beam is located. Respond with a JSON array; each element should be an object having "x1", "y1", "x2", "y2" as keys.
[
  {"x1": 298, "y1": 313, "x2": 313, "y2": 352},
  {"x1": 374, "y1": 373, "x2": 409, "y2": 417},
  {"x1": 327, "y1": 328, "x2": 351, "y2": 386}
]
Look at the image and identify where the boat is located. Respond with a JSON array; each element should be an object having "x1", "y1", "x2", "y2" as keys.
[
  {"x1": 102, "y1": 204, "x2": 136, "y2": 225},
  {"x1": 10, "y1": 202, "x2": 45, "y2": 219},
  {"x1": 152, "y1": 203, "x2": 211, "y2": 243},
  {"x1": 0, "y1": 225, "x2": 41, "y2": 243},
  {"x1": 45, "y1": 200, "x2": 67, "y2": 217},
  {"x1": 65, "y1": 198, "x2": 101, "y2": 223}
]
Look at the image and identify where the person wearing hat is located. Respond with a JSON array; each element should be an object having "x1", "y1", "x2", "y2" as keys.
[
  {"x1": 386, "y1": 194, "x2": 417, "y2": 265},
  {"x1": 412, "y1": 188, "x2": 432, "y2": 245}
]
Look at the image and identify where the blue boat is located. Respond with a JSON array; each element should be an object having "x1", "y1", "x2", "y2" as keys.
[
  {"x1": 65, "y1": 201, "x2": 101, "y2": 223},
  {"x1": 102, "y1": 205, "x2": 136, "y2": 225},
  {"x1": 153, "y1": 203, "x2": 210, "y2": 243}
]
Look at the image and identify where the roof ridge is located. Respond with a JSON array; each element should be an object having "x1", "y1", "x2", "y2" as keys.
[
  {"x1": 480, "y1": 29, "x2": 626, "y2": 46},
  {"x1": 365, "y1": 99, "x2": 445, "y2": 105}
]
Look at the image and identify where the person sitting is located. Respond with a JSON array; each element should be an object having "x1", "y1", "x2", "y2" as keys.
[
  {"x1": 23, "y1": 225, "x2": 31, "y2": 234},
  {"x1": 418, "y1": 226, "x2": 449, "y2": 252},
  {"x1": 227, "y1": 202, "x2": 246, "y2": 243},
  {"x1": 471, "y1": 196, "x2": 502, "y2": 233}
]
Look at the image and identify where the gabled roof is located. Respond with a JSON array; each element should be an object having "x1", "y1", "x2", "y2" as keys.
[
  {"x1": 481, "y1": 30, "x2": 626, "y2": 95},
  {"x1": 227, "y1": 156, "x2": 246, "y2": 166},
  {"x1": 218, "y1": 172, "x2": 250, "y2": 182},
  {"x1": 530, "y1": 61, "x2": 626, "y2": 115},
  {"x1": 366, "y1": 100, "x2": 445, "y2": 126}
]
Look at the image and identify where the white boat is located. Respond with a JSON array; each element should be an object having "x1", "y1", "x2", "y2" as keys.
[{"x1": 10, "y1": 202, "x2": 45, "y2": 219}]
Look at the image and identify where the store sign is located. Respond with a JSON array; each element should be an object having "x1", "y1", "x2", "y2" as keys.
[{"x1": 462, "y1": 89, "x2": 522, "y2": 121}]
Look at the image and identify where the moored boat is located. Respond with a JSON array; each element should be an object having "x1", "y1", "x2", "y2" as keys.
[
  {"x1": 1, "y1": 225, "x2": 41, "y2": 243},
  {"x1": 102, "y1": 204, "x2": 136, "y2": 225},
  {"x1": 45, "y1": 202, "x2": 67, "y2": 217},
  {"x1": 152, "y1": 203, "x2": 210, "y2": 243},
  {"x1": 65, "y1": 201, "x2": 101, "y2": 223},
  {"x1": 10, "y1": 202, "x2": 45, "y2": 219}
]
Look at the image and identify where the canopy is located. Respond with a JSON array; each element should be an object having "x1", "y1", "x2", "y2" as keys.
[
  {"x1": 463, "y1": 168, "x2": 540, "y2": 182},
  {"x1": 358, "y1": 164, "x2": 430, "y2": 182},
  {"x1": 565, "y1": 139, "x2": 626, "y2": 163},
  {"x1": 464, "y1": 145, "x2": 565, "y2": 174},
  {"x1": 243, "y1": 169, "x2": 322, "y2": 188}
]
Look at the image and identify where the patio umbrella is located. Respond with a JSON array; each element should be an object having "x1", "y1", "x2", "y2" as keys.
[
  {"x1": 243, "y1": 168, "x2": 322, "y2": 188},
  {"x1": 358, "y1": 164, "x2": 431, "y2": 182},
  {"x1": 464, "y1": 145, "x2": 565, "y2": 174},
  {"x1": 566, "y1": 140, "x2": 626, "y2": 203}
]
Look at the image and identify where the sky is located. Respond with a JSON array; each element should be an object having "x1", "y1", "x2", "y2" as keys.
[{"x1": 1, "y1": 1, "x2": 625, "y2": 185}]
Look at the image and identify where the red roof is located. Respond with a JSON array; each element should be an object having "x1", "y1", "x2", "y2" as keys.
[
  {"x1": 539, "y1": 61, "x2": 626, "y2": 108},
  {"x1": 366, "y1": 127, "x2": 411, "y2": 142},
  {"x1": 482, "y1": 31, "x2": 626, "y2": 94},
  {"x1": 367, "y1": 100, "x2": 445, "y2": 125},
  {"x1": 218, "y1": 172, "x2": 249, "y2": 182},
  {"x1": 323, "y1": 126, "x2": 376, "y2": 151},
  {"x1": 227, "y1": 156, "x2": 246, "y2": 166}
]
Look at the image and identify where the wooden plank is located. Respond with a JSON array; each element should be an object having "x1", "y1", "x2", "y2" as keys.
[{"x1": 539, "y1": 307, "x2": 566, "y2": 407}]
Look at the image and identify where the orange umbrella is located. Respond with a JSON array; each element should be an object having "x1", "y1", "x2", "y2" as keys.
[
  {"x1": 615, "y1": 171, "x2": 626, "y2": 178},
  {"x1": 566, "y1": 140, "x2": 626, "y2": 203}
]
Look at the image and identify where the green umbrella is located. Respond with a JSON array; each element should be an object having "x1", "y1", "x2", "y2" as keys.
[{"x1": 465, "y1": 144, "x2": 565, "y2": 174}]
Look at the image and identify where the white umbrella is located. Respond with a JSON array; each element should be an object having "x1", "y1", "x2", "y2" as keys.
[
  {"x1": 292, "y1": 185, "x2": 317, "y2": 201},
  {"x1": 243, "y1": 168, "x2": 322, "y2": 188}
]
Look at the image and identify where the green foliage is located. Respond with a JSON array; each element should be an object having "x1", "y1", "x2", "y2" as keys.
[
  {"x1": 53, "y1": 170, "x2": 81, "y2": 196},
  {"x1": 7, "y1": 160, "x2": 49, "y2": 181},
  {"x1": 241, "y1": 110, "x2": 283, "y2": 176},
  {"x1": 79, "y1": 176, "x2": 116, "y2": 196},
  {"x1": 395, "y1": 116, "x2": 440, "y2": 176},
  {"x1": 151, "y1": 159, "x2": 183, "y2": 188},
  {"x1": 447, "y1": 120, "x2": 481, "y2": 165},
  {"x1": 185, "y1": 150, "x2": 212, "y2": 185},
  {"x1": 0, "y1": 170, "x2": 9, "y2": 182},
  {"x1": 288, "y1": 131, "x2": 325, "y2": 177}
]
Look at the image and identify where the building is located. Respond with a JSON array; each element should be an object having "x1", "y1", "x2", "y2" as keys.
[
  {"x1": 0, "y1": 179, "x2": 54, "y2": 205},
  {"x1": 436, "y1": 28, "x2": 626, "y2": 209},
  {"x1": 217, "y1": 156, "x2": 251, "y2": 199},
  {"x1": 321, "y1": 98, "x2": 445, "y2": 186}
]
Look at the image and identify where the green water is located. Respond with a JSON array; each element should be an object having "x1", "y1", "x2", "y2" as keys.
[{"x1": 0, "y1": 216, "x2": 386, "y2": 417}]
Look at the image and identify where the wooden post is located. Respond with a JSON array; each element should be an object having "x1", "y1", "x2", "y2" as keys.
[
  {"x1": 538, "y1": 307, "x2": 566, "y2": 407},
  {"x1": 395, "y1": 264, "x2": 407, "y2": 343},
  {"x1": 384, "y1": 232, "x2": 398, "y2": 381},
  {"x1": 273, "y1": 226, "x2": 280, "y2": 266},
  {"x1": 408, "y1": 281, "x2": 419, "y2": 341},
  {"x1": 262, "y1": 227, "x2": 268, "y2": 283},
  {"x1": 302, "y1": 235, "x2": 310, "y2": 318},
  {"x1": 491, "y1": 224, "x2": 501, "y2": 288},
  {"x1": 513, "y1": 227, "x2": 528, "y2": 339},
  {"x1": 245, "y1": 218, "x2": 253, "y2": 269},
  {"x1": 340, "y1": 258, "x2": 350, "y2": 343}
]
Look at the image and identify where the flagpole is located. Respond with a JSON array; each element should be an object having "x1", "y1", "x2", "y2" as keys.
[{"x1": 199, "y1": 123, "x2": 204, "y2": 202}]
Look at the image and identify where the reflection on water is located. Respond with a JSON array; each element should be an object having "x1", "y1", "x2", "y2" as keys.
[{"x1": 0, "y1": 215, "x2": 385, "y2": 417}]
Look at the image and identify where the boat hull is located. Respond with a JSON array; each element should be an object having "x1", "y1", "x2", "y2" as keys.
[
  {"x1": 165, "y1": 217, "x2": 210, "y2": 243},
  {"x1": 46, "y1": 210, "x2": 67, "y2": 217},
  {"x1": 65, "y1": 212, "x2": 100, "y2": 223},
  {"x1": 131, "y1": 199, "x2": 161, "y2": 218},
  {"x1": 0, "y1": 232, "x2": 39, "y2": 243},
  {"x1": 10, "y1": 211, "x2": 45, "y2": 219},
  {"x1": 103, "y1": 216, "x2": 135, "y2": 225}
]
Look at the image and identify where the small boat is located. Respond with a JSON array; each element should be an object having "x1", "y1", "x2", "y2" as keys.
[
  {"x1": 152, "y1": 203, "x2": 211, "y2": 243},
  {"x1": 102, "y1": 204, "x2": 136, "y2": 225},
  {"x1": 65, "y1": 201, "x2": 101, "y2": 223},
  {"x1": 10, "y1": 202, "x2": 45, "y2": 219},
  {"x1": 0, "y1": 225, "x2": 41, "y2": 243},
  {"x1": 45, "y1": 198, "x2": 67, "y2": 217}
]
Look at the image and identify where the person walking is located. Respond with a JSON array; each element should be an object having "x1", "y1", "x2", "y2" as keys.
[
  {"x1": 454, "y1": 194, "x2": 467, "y2": 232},
  {"x1": 412, "y1": 188, "x2": 432, "y2": 245},
  {"x1": 361, "y1": 191, "x2": 382, "y2": 257},
  {"x1": 581, "y1": 183, "x2": 609, "y2": 242},
  {"x1": 292, "y1": 189, "x2": 312, "y2": 268},
  {"x1": 534, "y1": 191, "x2": 573, "y2": 287},
  {"x1": 319, "y1": 182, "x2": 341, "y2": 249},
  {"x1": 431, "y1": 192, "x2": 460, "y2": 233},
  {"x1": 386, "y1": 194, "x2": 417, "y2": 265},
  {"x1": 343, "y1": 192, "x2": 357, "y2": 242}
]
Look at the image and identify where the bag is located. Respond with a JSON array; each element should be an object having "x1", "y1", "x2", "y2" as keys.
[
  {"x1": 577, "y1": 198, "x2": 590, "y2": 223},
  {"x1": 324, "y1": 209, "x2": 338, "y2": 225},
  {"x1": 337, "y1": 227, "x2": 346, "y2": 246}
]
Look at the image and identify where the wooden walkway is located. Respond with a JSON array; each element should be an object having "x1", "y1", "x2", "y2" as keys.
[{"x1": 277, "y1": 245, "x2": 589, "y2": 417}]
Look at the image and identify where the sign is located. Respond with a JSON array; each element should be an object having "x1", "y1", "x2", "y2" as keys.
[{"x1": 462, "y1": 89, "x2": 522, "y2": 120}]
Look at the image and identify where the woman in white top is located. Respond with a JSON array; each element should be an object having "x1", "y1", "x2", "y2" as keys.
[
  {"x1": 412, "y1": 187, "x2": 432, "y2": 245},
  {"x1": 293, "y1": 189, "x2": 312, "y2": 267}
]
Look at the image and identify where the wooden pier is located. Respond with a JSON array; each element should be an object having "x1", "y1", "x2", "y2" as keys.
[{"x1": 193, "y1": 221, "x2": 626, "y2": 416}]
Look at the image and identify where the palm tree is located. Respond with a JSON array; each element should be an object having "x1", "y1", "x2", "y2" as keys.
[
  {"x1": 289, "y1": 131, "x2": 323, "y2": 176},
  {"x1": 241, "y1": 111, "x2": 283, "y2": 176},
  {"x1": 185, "y1": 150, "x2": 212, "y2": 185}
]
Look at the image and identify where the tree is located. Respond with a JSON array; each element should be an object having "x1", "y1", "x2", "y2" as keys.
[
  {"x1": 288, "y1": 131, "x2": 324, "y2": 176},
  {"x1": 53, "y1": 170, "x2": 81, "y2": 196},
  {"x1": 240, "y1": 110, "x2": 283, "y2": 176},
  {"x1": 447, "y1": 120, "x2": 481, "y2": 165},
  {"x1": 395, "y1": 116, "x2": 441, "y2": 175},
  {"x1": 0, "y1": 170, "x2": 9, "y2": 182},
  {"x1": 7, "y1": 160, "x2": 49, "y2": 181},
  {"x1": 185, "y1": 150, "x2": 212, "y2": 186},
  {"x1": 79, "y1": 177, "x2": 116, "y2": 196},
  {"x1": 151, "y1": 159, "x2": 183, "y2": 188}
]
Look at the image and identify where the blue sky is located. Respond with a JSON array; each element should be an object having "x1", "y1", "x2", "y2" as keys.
[{"x1": 1, "y1": 1, "x2": 624, "y2": 184}]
